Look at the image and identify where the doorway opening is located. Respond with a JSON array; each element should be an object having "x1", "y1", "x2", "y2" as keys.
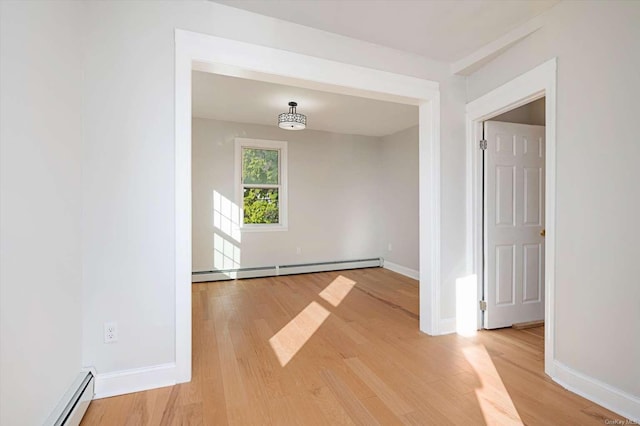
[
  {"x1": 465, "y1": 58, "x2": 557, "y2": 377},
  {"x1": 175, "y1": 30, "x2": 442, "y2": 384},
  {"x1": 481, "y1": 97, "x2": 546, "y2": 331}
]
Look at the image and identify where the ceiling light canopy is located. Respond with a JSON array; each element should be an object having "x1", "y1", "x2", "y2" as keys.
[{"x1": 278, "y1": 101, "x2": 306, "y2": 130}]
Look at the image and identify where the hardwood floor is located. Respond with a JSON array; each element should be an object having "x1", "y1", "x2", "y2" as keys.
[{"x1": 82, "y1": 268, "x2": 621, "y2": 425}]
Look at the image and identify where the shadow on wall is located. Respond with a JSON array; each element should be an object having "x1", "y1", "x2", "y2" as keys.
[{"x1": 213, "y1": 190, "x2": 241, "y2": 273}]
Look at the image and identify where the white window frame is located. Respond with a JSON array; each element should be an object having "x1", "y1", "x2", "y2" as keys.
[{"x1": 234, "y1": 138, "x2": 288, "y2": 232}]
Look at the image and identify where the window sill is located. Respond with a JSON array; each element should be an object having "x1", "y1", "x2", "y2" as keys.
[{"x1": 240, "y1": 225, "x2": 288, "y2": 233}]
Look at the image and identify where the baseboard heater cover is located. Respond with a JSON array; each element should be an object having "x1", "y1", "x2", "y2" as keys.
[
  {"x1": 45, "y1": 370, "x2": 95, "y2": 426},
  {"x1": 193, "y1": 257, "x2": 383, "y2": 282}
]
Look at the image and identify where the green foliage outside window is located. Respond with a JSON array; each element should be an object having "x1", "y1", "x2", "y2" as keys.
[
  {"x1": 242, "y1": 148, "x2": 280, "y2": 224},
  {"x1": 242, "y1": 148, "x2": 278, "y2": 185},
  {"x1": 243, "y1": 188, "x2": 279, "y2": 224}
]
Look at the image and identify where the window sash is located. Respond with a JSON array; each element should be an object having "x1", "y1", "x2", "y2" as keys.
[
  {"x1": 242, "y1": 186, "x2": 280, "y2": 225},
  {"x1": 241, "y1": 147, "x2": 281, "y2": 186},
  {"x1": 235, "y1": 138, "x2": 288, "y2": 231}
]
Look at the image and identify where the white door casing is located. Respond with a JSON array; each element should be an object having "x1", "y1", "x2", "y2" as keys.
[
  {"x1": 484, "y1": 121, "x2": 545, "y2": 329},
  {"x1": 466, "y1": 58, "x2": 556, "y2": 376},
  {"x1": 174, "y1": 29, "x2": 441, "y2": 387}
]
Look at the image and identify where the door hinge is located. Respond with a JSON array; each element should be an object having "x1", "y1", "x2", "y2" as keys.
[
  {"x1": 479, "y1": 140, "x2": 487, "y2": 150},
  {"x1": 479, "y1": 300, "x2": 487, "y2": 311}
]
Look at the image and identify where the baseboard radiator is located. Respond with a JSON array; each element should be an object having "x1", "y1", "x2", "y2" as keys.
[
  {"x1": 45, "y1": 371, "x2": 94, "y2": 426},
  {"x1": 192, "y1": 257, "x2": 383, "y2": 282}
]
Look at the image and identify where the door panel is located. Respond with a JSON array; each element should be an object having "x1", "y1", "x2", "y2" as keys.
[
  {"x1": 523, "y1": 167, "x2": 542, "y2": 225},
  {"x1": 495, "y1": 244, "x2": 515, "y2": 305},
  {"x1": 523, "y1": 243, "x2": 542, "y2": 303},
  {"x1": 495, "y1": 166, "x2": 515, "y2": 226},
  {"x1": 484, "y1": 121, "x2": 545, "y2": 329}
]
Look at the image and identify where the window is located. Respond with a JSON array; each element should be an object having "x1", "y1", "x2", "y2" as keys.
[{"x1": 235, "y1": 138, "x2": 288, "y2": 231}]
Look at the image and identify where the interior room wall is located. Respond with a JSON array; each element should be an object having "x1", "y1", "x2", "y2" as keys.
[
  {"x1": 439, "y1": 78, "x2": 468, "y2": 322},
  {"x1": 192, "y1": 118, "x2": 383, "y2": 270},
  {"x1": 466, "y1": 0, "x2": 640, "y2": 400},
  {"x1": 492, "y1": 97, "x2": 545, "y2": 125},
  {"x1": 0, "y1": 2, "x2": 84, "y2": 425},
  {"x1": 379, "y1": 126, "x2": 419, "y2": 272},
  {"x1": 81, "y1": 0, "x2": 466, "y2": 376}
]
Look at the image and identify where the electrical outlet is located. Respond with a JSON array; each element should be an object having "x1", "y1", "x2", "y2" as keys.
[
  {"x1": 296, "y1": 247, "x2": 302, "y2": 255},
  {"x1": 104, "y1": 321, "x2": 118, "y2": 343},
  {"x1": 388, "y1": 243, "x2": 393, "y2": 252}
]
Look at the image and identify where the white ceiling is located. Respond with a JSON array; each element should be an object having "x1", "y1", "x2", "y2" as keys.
[
  {"x1": 192, "y1": 71, "x2": 418, "y2": 137},
  {"x1": 195, "y1": 1, "x2": 559, "y2": 135},
  {"x1": 213, "y1": 0, "x2": 559, "y2": 62}
]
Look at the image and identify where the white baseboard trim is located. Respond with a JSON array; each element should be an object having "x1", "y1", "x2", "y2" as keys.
[
  {"x1": 438, "y1": 317, "x2": 457, "y2": 335},
  {"x1": 382, "y1": 261, "x2": 419, "y2": 280},
  {"x1": 552, "y1": 360, "x2": 640, "y2": 422},
  {"x1": 193, "y1": 258, "x2": 382, "y2": 283},
  {"x1": 94, "y1": 362, "x2": 176, "y2": 399},
  {"x1": 44, "y1": 368, "x2": 95, "y2": 425}
]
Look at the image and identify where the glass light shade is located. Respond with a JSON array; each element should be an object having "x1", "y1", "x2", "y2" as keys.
[
  {"x1": 278, "y1": 101, "x2": 306, "y2": 130},
  {"x1": 278, "y1": 112, "x2": 306, "y2": 130}
]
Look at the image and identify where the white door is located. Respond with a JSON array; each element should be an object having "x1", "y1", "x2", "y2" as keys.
[{"x1": 484, "y1": 121, "x2": 545, "y2": 329}]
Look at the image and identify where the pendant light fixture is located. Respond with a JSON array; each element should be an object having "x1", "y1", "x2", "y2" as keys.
[{"x1": 278, "y1": 101, "x2": 306, "y2": 130}]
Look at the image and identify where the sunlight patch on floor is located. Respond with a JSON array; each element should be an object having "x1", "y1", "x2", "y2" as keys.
[
  {"x1": 269, "y1": 276, "x2": 357, "y2": 366},
  {"x1": 269, "y1": 301, "x2": 331, "y2": 366},
  {"x1": 319, "y1": 275, "x2": 356, "y2": 307},
  {"x1": 462, "y1": 345, "x2": 524, "y2": 425}
]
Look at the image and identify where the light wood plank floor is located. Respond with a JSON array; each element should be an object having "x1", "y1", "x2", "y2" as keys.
[{"x1": 82, "y1": 268, "x2": 621, "y2": 425}]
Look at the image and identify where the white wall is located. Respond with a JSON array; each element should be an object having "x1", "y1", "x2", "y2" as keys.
[
  {"x1": 492, "y1": 97, "x2": 545, "y2": 125},
  {"x1": 0, "y1": 2, "x2": 83, "y2": 425},
  {"x1": 439, "y1": 78, "x2": 468, "y2": 321},
  {"x1": 192, "y1": 118, "x2": 382, "y2": 270},
  {"x1": 467, "y1": 0, "x2": 640, "y2": 399},
  {"x1": 379, "y1": 126, "x2": 419, "y2": 271},
  {"x1": 81, "y1": 0, "x2": 466, "y2": 376}
]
